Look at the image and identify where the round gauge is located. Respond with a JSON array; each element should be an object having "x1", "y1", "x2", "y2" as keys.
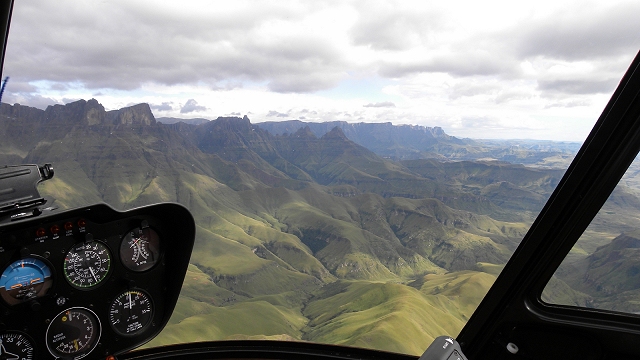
[
  {"x1": 0, "y1": 257, "x2": 53, "y2": 305},
  {"x1": 63, "y1": 241, "x2": 111, "y2": 289},
  {"x1": 46, "y1": 307, "x2": 101, "y2": 359},
  {"x1": 109, "y1": 290, "x2": 154, "y2": 336},
  {"x1": 0, "y1": 332, "x2": 35, "y2": 359},
  {"x1": 120, "y1": 227, "x2": 160, "y2": 272}
]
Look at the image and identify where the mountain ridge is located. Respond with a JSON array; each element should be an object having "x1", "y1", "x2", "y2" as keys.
[{"x1": 0, "y1": 99, "x2": 573, "y2": 354}]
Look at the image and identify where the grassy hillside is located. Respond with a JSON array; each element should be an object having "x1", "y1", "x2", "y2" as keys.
[{"x1": 0, "y1": 100, "x2": 571, "y2": 355}]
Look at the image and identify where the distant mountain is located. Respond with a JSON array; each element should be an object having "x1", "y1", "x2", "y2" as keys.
[
  {"x1": 552, "y1": 226, "x2": 640, "y2": 310},
  {"x1": 257, "y1": 120, "x2": 469, "y2": 160},
  {"x1": 256, "y1": 120, "x2": 579, "y2": 167},
  {"x1": 156, "y1": 116, "x2": 210, "y2": 125},
  {"x1": 0, "y1": 100, "x2": 575, "y2": 354}
]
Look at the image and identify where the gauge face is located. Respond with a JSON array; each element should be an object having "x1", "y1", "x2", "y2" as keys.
[
  {"x1": 120, "y1": 227, "x2": 160, "y2": 272},
  {"x1": 63, "y1": 241, "x2": 111, "y2": 289},
  {"x1": 46, "y1": 307, "x2": 101, "y2": 359},
  {"x1": 0, "y1": 257, "x2": 53, "y2": 305},
  {"x1": 0, "y1": 332, "x2": 35, "y2": 359},
  {"x1": 109, "y1": 290, "x2": 154, "y2": 336}
]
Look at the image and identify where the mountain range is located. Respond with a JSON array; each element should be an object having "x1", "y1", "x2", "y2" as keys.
[
  {"x1": 0, "y1": 99, "x2": 624, "y2": 354},
  {"x1": 155, "y1": 117, "x2": 580, "y2": 166}
]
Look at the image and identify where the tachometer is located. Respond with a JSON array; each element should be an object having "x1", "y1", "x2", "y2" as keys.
[
  {"x1": 0, "y1": 332, "x2": 34, "y2": 359},
  {"x1": 46, "y1": 307, "x2": 101, "y2": 359},
  {"x1": 120, "y1": 227, "x2": 160, "y2": 272},
  {"x1": 109, "y1": 290, "x2": 154, "y2": 336},
  {"x1": 0, "y1": 257, "x2": 53, "y2": 305},
  {"x1": 63, "y1": 241, "x2": 111, "y2": 289}
]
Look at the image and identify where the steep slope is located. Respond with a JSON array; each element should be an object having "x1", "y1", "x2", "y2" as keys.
[
  {"x1": 556, "y1": 230, "x2": 640, "y2": 313},
  {"x1": 257, "y1": 120, "x2": 470, "y2": 160},
  {"x1": 256, "y1": 120, "x2": 579, "y2": 165},
  {"x1": 0, "y1": 100, "x2": 558, "y2": 355}
]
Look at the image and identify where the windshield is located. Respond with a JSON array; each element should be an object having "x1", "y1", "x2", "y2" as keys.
[{"x1": 1, "y1": 0, "x2": 638, "y2": 356}]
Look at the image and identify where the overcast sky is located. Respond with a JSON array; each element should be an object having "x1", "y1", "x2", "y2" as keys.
[{"x1": 3, "y1": 0, "x2": 640, "y2": 141}]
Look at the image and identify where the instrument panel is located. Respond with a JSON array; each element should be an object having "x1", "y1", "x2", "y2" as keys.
[{"x1": 0, "y1": 203, "x2": 196, "y2": 359}]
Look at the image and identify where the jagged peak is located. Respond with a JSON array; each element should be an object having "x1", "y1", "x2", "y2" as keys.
[
  {"x1": 321, "y1": 126, "x2": 348, "y2": 140},
  {"x1": 293, "y1": 126, "x2": 317, "y2": 139},
  {"x1": 42, "y1": 98, "x2": 106, "y2": 125},
  {"x1": 211, "y1": 115, "x2": 252, "y2": 132}
]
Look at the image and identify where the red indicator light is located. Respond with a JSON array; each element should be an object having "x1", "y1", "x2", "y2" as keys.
[
  {"x1": 36, "y1": 228, "x2": 46, "y2": 237},
  {"x1": 78, "y1": 219, "x2": 87, "y2": 227},
  {"x1": 64, "y1": 222, "x2": 73, "y2": 231},
  {"x1": 50, "y1": 225, "x2": 60, "y2": 234}
]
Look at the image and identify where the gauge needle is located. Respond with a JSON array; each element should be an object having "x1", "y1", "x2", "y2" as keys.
[
  {"x1": 130, "y1": 237, "x2": 139, "y2": 248},
  {"x1": 89, "y1": 267, "x2": 98, "y2": 282},
  {"x1": 129, "y1": 292, "x2": 133, "y2": 311},
  {"x1": 2, "y1": 346, "x2": 19, "y2": 360}
]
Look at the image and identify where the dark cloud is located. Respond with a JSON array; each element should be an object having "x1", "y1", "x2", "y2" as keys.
[
  {"x1": 537, "y1": 78, "x2": 620, "y2": 95},
  {"x1": 495, "y1": 91, "x2": 533, "y2": 104},
  {"x1": 2, "y1": 93, "x2": 59, "y2": 109},
  {"x1": 63, "y1": 97, "x2": 81, "y2": 104},
  {"x1": 449, "y1": 83, "x2": 500, "y2": 100},
  {"x1": 545, "y1": 99, "x2": 592, "y2": 109},
  {"x1": 50, "y1": 83, "x2": 69, "y2": 91},
  {"x1": 4, "y1": 0, "x2": 639, "y2": 108},
  {"x1": 516, "y1": 3, "x2": 640, "y2": 61},
  {"x1": 4, "y1": 81, "x2": 37, "y2": 93},
  {"x1": 363, "y1": 101, "x2": 395, "y2": 108},
  {"x1": 180, "y1": 99, "x2": 206, "y2": 114},
  {"x1": 4, "y1": 1, "x2": 346, "y2": 93},
  {"x1": 267, "y1": 110, "x2": 289, "y2": 118},
  {"x1": 150, "y1": 102, "x2": 173, "y2": 111},
  {"x1": 211, "y1": 82, "x2": 243, "y2": 91},
  {"x1": 380, "y1": 52, "x2": 517, "y2": 78},
  {"x1": 267, "y1": 72, "x2": 342, "y2": 93},
  {"x1": 350, "y1": 6, "x2": 441, "y2": 51},
  {"x1": 375, "y1": 3, "x2": 639, "y2": 92}
]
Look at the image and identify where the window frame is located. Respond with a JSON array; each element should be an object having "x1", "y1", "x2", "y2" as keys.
[{"x1": 459, "y1": 50, "x2": 640, "y2": 359}]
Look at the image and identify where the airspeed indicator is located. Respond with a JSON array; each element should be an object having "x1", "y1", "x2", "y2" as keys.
[{"x1": 63, "y1": 241, "x2": 111, "y2": 289}]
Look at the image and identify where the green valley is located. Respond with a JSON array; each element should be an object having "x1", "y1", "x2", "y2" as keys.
[{"x1": 0, "y1": 100, "x2": 570, "y2": 355}]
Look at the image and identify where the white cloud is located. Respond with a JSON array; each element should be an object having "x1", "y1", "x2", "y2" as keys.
[
  {"x1": 3, "y1": 0, "x2": 639, "y2": 141},
  {"x1": 180, "y1": 99, "x2": 207, "y2": 113},
  {"x1": 363, "y1": 102, "x2": 395, "y2": 108}
]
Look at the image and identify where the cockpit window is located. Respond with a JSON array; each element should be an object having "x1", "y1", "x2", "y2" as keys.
[
  {"x1": 2, "y1": 0, "x2": 639, "y2": 356},
  {"x1": 542, "y1": 154, "x2": 640, "y2": 313}
]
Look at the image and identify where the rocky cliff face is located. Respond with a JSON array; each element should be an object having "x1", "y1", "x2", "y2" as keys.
[
  {"x1": 44, "y1": 99, "x2": 106, "y2": 126},
  {"x1": 107, "y1": 103, "x2": 156, "y2": 126},
  {"x1": 256, "y1": 120, "x2": 470, "y2": 160},
  {"x1": 1, "y1": 99, "x2": 158, "y2": 127}
]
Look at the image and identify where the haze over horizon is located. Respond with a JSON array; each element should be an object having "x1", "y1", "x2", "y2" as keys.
[{"x1": 3, "y1": 0, "x2": 640, "y2": 141}]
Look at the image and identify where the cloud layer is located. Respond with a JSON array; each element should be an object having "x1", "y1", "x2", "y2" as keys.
[{"x1": 3, "y1": 0, "x2": 639, "y2": 140}]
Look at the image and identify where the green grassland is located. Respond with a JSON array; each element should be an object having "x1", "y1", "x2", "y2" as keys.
[
  {"x1": 0, "y1": 102, "x2": 575, "y2": 355},
  {"x1": 540, "y1": 167, "x2": 640, "y2": 312}
]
